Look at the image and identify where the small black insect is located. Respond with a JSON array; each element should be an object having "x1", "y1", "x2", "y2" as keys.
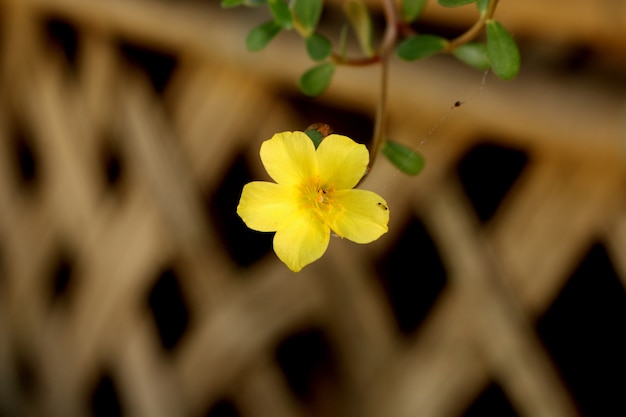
[{"x1": 377, "y1": 202, "x2": 389, "y2": 211}]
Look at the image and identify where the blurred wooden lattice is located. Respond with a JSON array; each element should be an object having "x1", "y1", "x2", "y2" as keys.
[{"x1": 1, "y1": 1, "x2": 625, "y2": 417}]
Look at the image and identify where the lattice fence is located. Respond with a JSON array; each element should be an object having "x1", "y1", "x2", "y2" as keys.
[{"x1": 1, "y1": 1, "x2": 625, "y2": 417}]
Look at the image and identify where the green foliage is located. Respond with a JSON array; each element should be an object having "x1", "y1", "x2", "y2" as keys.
[
  {"x1": 382, "y1": 140, "x2": 425, "y2": 175},
  {"x1": 299, "y1": 63, "x2": 335, "y2": 96},
  {"x1": 221, "y1": 0, "x2": 245, "y2": 7},
  {"x1": 304, "y1": 129, "x2": 324, "y2": 148},
  {"x1": 344, "y1": 0, "x2": 375, "y2": 57},
  {"x1": 246, "y1": 20, "x2": 282, "y2": 51},
  {"x1": 453, "y1": 42, "x2": 490, "y2": 70},
  {"x1": 476, "y1": 0, "x2": 490, "y2": 15},
  {"x1": 225, "y1": 0, "x2": 521, "y2": 177},
  {"x1": 269, "y1": 0, "x2": 292, "y2": 29},
  {"x1": 292, "y1": 0, "x2": 323, "y2": 37},
  {"x1": 486, "y1": 20, "x2": 521, "y2": 79},
  {"x1": 401, "y1": 0, "x2": 428, "y2": 23},
  {"x1": 306, "y1": 33, "x2": 332, "y2": 61},
  {"x1": 221, "y1": 0, "x2": 266, "y2": 6},
  {"x1": 397, "y1": 35, "x2": 448, "y2": 61},
  {"x1": 338, "y1": 24, "x2": 349, "y2": 58},
  {"x1": 438, "y1": 0, "x2": 475, "y2": 7}
]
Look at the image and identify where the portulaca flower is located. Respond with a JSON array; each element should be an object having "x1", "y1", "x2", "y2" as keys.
[{"x1": 237, "y1": 131, "x2": 389, "y2": 272}]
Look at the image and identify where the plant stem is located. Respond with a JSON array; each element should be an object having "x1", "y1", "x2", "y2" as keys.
[
  {"x1": 447, "y1": 0, "x2": 500, "y2": 50},
  {"x1": 342, "y1": 0, "x2": 501, "y2": 175},
  {"x1": 369, "y1": 54, "x2": 389, "y2": 168},
  {"x1": 379, "y1": 0, "x2": 399, "y2": 56},
  {"x1": 366, "y1": 0, "x2": 397, "y2": 171}
]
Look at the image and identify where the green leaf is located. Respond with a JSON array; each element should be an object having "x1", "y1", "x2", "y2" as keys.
[
  {"x1": 382, "y1": 140, "x2": 425, "y2": 175},
  {"x1": 476, "y1": 0, "x2": 489, "y2": 15},
  {"x1": 306, "y1": 33, "x2": 332, "y2": 61},
  {"x1": 338, "y1": 24, "x2": 349, "y2": 58},
  {"x1": 343, "y1": 0, "x2": 375, "y2": 57},
  {"x1": 438, "y1": 0, "x2": 475, "y2": 6},
  {"x1": 269, "y1": 0, "x2": 292, "y2": 29},
  {"x1": 246, "y1": 21, "x2": 282, "y2": 51},
  {"x1": 304, "y1": 129, "x2": 324, "y2": 148},
  {"x1": 292, "y1": 0, "x2": 323, "y2": 37},
  {"x1": 225, "y1": 0, "x2": 267, "y2": 5},
  {"x1": 401, "y1": 0, "x2": 428, "y2": 23},
  {"x1": 299, "y1": 62, "x2": 335, "y2": 96},
  {"x1": 486, "y1": 20, "x2": 521, "y2": 80},
  {"x1": 396, "y1": 35, "x2": 447, "y2": 61},
  {"x1": 221, "y1": 0, "x2": 245, "y2": 7},
  {"x1": 453, "y1": 42, "x2": 490, "y2": 70}
]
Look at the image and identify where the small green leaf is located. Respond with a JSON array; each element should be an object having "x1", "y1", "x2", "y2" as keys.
[
  {"x1": 396, "y1": 35, "x2": 447, "y2": 61},
  {"x1": 306, "y1": 33, "x2": 332, "y2": 61},
  {"x1": 221, "y1": 0, "x2": 245, "y2": 7},
  {"x1": 343, "y1": 0, "x2": 375, "y2": 57},
  {"x1": 486, "y1": 20, "x2": 521, "y2": 80},
  {"x1": 402, "y1": 0, "x2": 428, "y2": 23},
  {"x1": 269, "y1": 0, "x2": 292, "y2": 29},
  {"x1": 299, "y1": 62, "x2": 335, "y2": 96},
  {"x1": 227, "y1": 0, "x2": 266, "y2": 5},
  {"x1": 292, "y1": 0, "x2": 323, "y2": 37},
  {"x1": 476, "y1": 0, "x2": 489, "y2": 15},
  {"x1": 453, "y1": 42, "x2": 490, "y2": 70},
  {"x1": 246, "y1": 21, "x2": 282, "y2": 51},
  {"x1": 382, "y1": 140, "x2": 425, "y2": 175},
  {"x1": 339, "y1": 24, "x2": 349, "y2": 59},
  {"x1": 304, "y1": 129, "x2": 324, "y2": 148},
  {"x1": 438, "y1": 0, "x2": 475, "y2": 6}
]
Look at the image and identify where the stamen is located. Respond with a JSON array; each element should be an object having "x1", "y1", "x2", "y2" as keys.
[
  {"x1": 300, "y1": 177, "x2": 336, "y2": 215},
  {"x1": 317, "y1": 189, "x2": 327, "y2": 203}
]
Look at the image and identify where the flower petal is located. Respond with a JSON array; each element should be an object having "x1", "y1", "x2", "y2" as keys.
[
  {"x1": 273, "y1": 211, "x2": 330, "y2": 272},
  {"x1": 260, "y1": 131, "x2": 318, "y2": 186},
  {"x1": 237, "y1": 181, "x2": 299, "y2": 232},
  {"x1": 326, "y1": 189, "x2": 389, "y2": 243},
  {"x1": 317, "y1": 134, "x2": 369, "y2": 189}
]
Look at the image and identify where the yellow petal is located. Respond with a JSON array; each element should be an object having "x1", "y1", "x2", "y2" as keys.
[
  {"x1": 260, "y1": 131, "x2": 318, "y2": 186},
  {"x1": 317, "y1": 134, "x2": 369, "y2": 189},
  {"x1": 273, "y1": 211, "x2": 330, "y2": 272},
  {"x1": 237, "y1": 181, "x2": 299, "y2": 232},
  {"x1": 326, "y1": 189, "x2": 389, "y2": 243}
]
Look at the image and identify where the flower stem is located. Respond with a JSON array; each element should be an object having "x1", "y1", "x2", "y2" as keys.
[
  {"x1": 366, "y1": 0, "x2": 397, "y2": 172},
  {"x1": 369, "y1": 54, "x2": 389, "y2": 169}
]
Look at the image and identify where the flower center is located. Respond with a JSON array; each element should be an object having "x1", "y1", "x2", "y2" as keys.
[{"x1": 300, "y1": 177, "x2": 335, "y2": 216}]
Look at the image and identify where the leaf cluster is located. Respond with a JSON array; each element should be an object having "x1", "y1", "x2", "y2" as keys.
[
  {"x1": 396, "y1": 0, "x2": 519, "y2": 80},
  {"x1": 224, "y1": 0, "x2": 520, "y2": 93},
  {"x1": 222, "y1": 0, "x2": 521, "y2": 175}
]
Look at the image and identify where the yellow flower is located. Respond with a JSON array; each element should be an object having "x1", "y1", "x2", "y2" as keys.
[{"x1": 237, "y1": 131, "x2": 389, "y2": 272}]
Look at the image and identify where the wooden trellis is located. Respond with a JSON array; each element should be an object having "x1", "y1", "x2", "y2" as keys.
[{"x1": 1, "y1": 1, "x2": 625, "y2": 417}]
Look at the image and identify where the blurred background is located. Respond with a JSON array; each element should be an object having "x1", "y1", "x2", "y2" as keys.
[{"x1": 1, "y1": 0, "x2": 626, "y2": 416}]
